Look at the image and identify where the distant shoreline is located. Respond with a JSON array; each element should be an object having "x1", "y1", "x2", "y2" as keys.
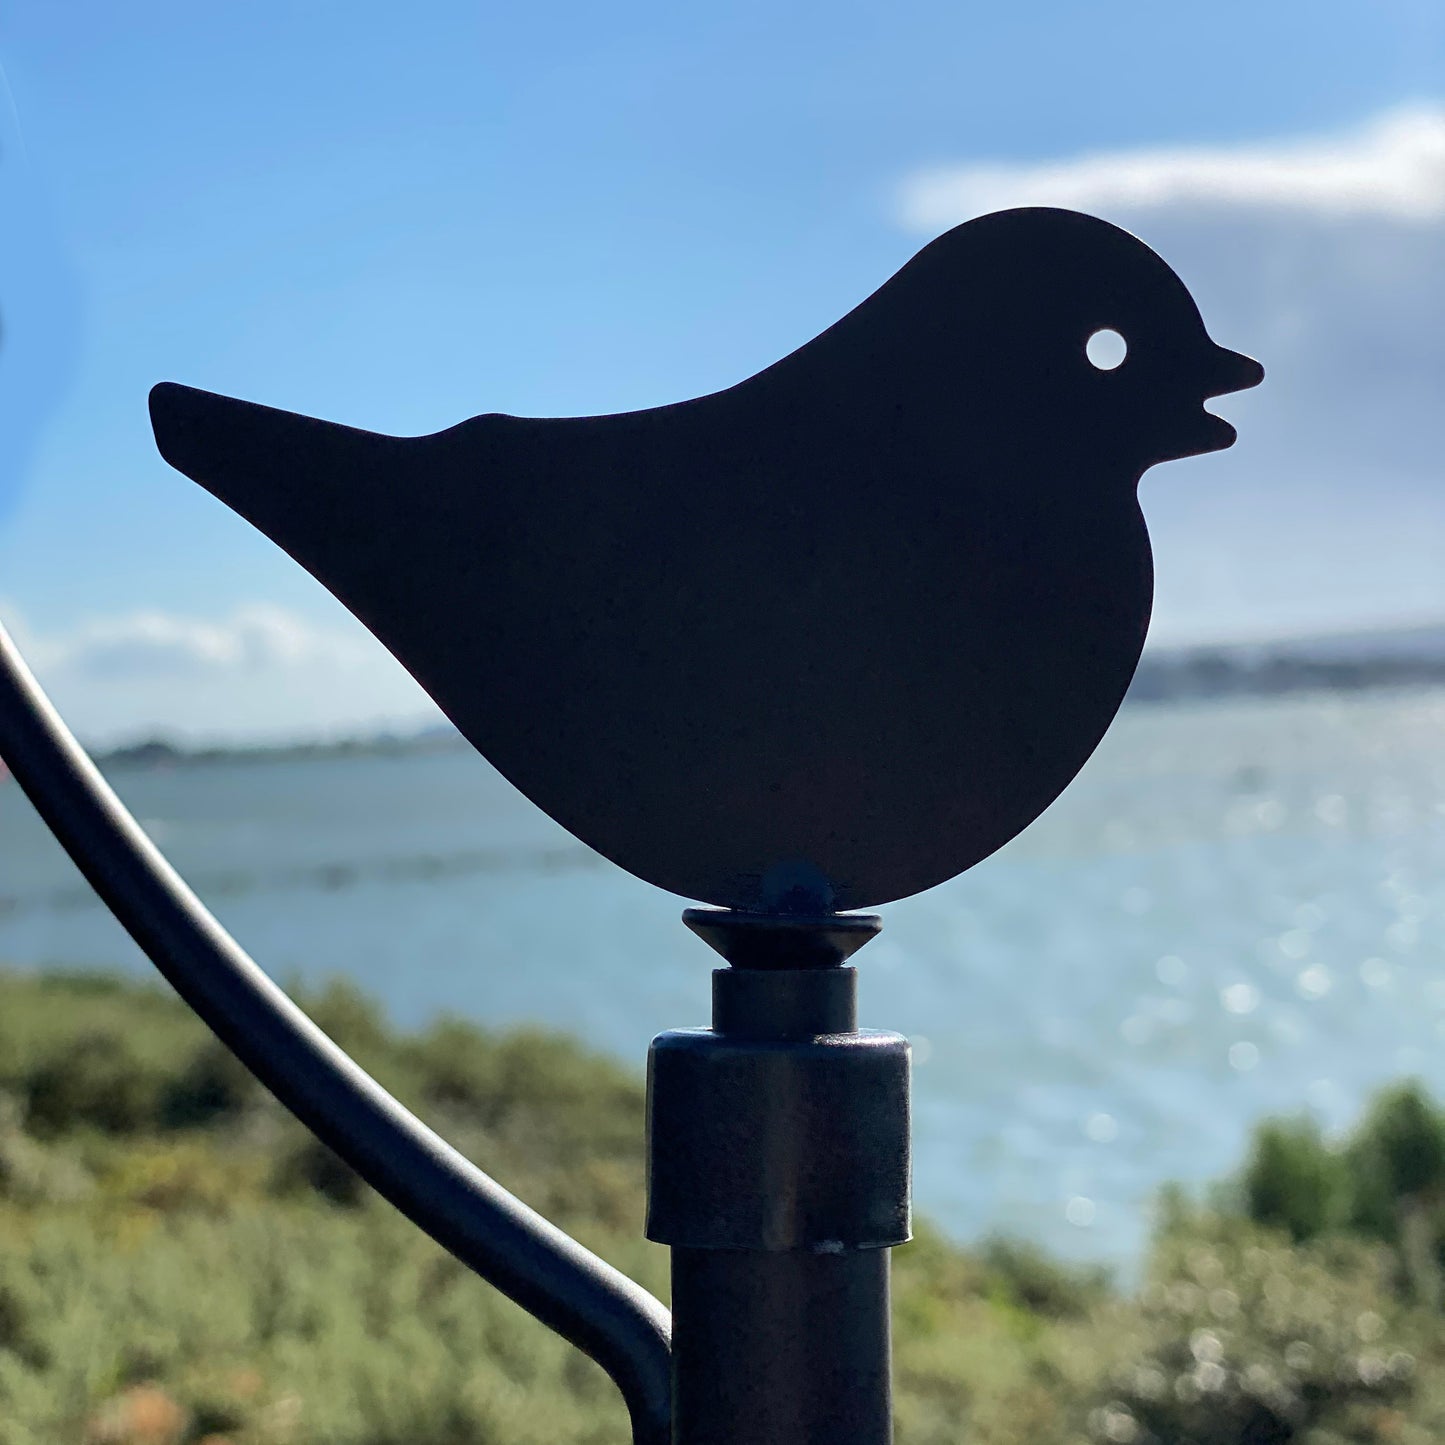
[
  {"x1": 90, "y1": 726, "x2": 471, "y2": 771},
  {"x1": 1125, "y1": 644, "x2": 1445, "y2": 705},
  {"x1": 82, "y1": 654, "x2": 1445, "y2": 772}
]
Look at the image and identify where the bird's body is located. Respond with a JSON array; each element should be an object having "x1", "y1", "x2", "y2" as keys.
[{"x1": 151, "y1": 207, "x2": 1261, "y2": 912}]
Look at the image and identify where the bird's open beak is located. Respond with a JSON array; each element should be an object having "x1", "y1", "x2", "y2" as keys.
[{"x1": 1183, "y1": 342, "x2": 1264, "y2": 455}]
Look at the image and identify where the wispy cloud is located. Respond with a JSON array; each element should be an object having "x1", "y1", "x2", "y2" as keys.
[
  {"x1": 3, "y1": 601, "x2": 440, "y2": 743},
  {"x1": 887, "y1": 107, "x2": 1445, "y2": 658},
  {"x1": 28, "y1": 604, "x2": 376, "y2": 679},
  {"x1": 897, "y1": 106, "x2": 1445, "y2": 231}
]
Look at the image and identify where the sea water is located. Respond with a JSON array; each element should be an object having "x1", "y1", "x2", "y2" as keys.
[{"x1": 2, "y1": 686, "x2": 1443, "y2": 1271}]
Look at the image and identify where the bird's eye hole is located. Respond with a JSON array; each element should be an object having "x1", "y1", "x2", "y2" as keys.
[{"x1": 1086, "y1": 328, "x2": 1128, "y2": 371}]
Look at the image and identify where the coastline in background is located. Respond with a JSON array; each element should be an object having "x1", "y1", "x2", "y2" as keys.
[
  {"x1": 3, "y1": 682, "x2": 1442, "y2": 1270},
  {"x1": 71, "y1": 617, "x2": 1445, "y2": 767}
]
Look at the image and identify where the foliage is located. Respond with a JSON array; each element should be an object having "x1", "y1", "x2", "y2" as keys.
[
  {"x1": 1080, "y1": 1208, "x2": 1442, "y2": 1445},
  {"x1": 1239, "y1": 1116, "x2": 1349, "y2": 1243},
  {"x1": 7, "y1": 968, "x2": 1445, "y2": 1443},
  {"x1": 1236, "y1": 1080, "x2": 1445, "y2": 1309},
  {"x1": 0, "y1": 969, "x2": 662, "y2": 1445}
]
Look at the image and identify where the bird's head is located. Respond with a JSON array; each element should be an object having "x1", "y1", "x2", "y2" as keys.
[{"x1": 871, "y1": 207, "x2": 1263, "y2": 482}]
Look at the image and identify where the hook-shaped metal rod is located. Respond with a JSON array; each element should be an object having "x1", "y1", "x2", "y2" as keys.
[{"x1": 0, "y1": 620, "x2": 673, "y2": 1445}]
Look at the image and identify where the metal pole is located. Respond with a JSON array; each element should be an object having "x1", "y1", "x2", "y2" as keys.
[{"x1": 648, "y1": 910, "x2": 911, "y2": 1444}]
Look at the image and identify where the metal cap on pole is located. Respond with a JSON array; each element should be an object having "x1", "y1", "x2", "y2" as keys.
[{"x1": 648, "y1": 911, "x2": 909, "y2": 1445}]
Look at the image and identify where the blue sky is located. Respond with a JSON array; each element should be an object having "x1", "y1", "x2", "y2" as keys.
[{"x1": 0, "y1": 1, "x2": 1441, "y2": 740}]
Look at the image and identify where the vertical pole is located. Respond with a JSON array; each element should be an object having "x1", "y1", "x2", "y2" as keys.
[
  {"x1": 647, "y1": 911, "x2": 911, "y2": 1445},
  {"x1": 669, "y1": 1249, "x2": 892, "y2": 1443}
]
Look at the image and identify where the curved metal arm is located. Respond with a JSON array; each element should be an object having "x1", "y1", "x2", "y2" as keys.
[{"x1": 0, "y1": 620, "x2": 672, "y2": 1445}]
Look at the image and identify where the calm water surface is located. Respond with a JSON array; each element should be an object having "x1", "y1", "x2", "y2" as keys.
[{"x1": 2, "y1": 687, "x2": 1443, "y2": 1271}]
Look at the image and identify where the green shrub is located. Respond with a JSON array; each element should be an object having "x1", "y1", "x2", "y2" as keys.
[
  {"x1": 160, "y1": 1036, "x2": 263, "y2": 1128},
  {"x1": 23, "y1": 1028, "x2": 170, "y2": 1137},
  {"x1": 1240, "y1": 1116, "x2": 1346, "y2": 1242},
  {"x1": 1075, "y1": 1213, "x2": 1441, "y2": 1445},
  {"x1": 1345, "y1": 1083, "x2": 1445, "y2": 1236},
  {"x1": 976, "y1": 1236, "x2": 1112, "y2": 1319},
  {"x1": 269, "y1": 1133, "x2": 367, "y2": 1208},
  {"x1": 16, "y1": 966, "x2": 1445, "y2": 1445}
]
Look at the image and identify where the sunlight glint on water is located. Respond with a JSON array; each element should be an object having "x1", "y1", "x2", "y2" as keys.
[{"x1": 1, "y1": 687, "x2": 1442, "y2": 1269}]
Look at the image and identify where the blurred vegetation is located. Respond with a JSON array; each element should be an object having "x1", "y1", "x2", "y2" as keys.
[{"x1": 5, "y1": 970, "x2": 1445, "y2": 1443}]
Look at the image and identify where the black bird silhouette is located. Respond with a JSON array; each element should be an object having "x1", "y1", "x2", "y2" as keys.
[{"x1": 150, "y1": 207, "x2": 1261, "y2": 914}]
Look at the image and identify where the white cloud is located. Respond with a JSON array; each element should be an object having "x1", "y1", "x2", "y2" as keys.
[
  {"x1": 887, "y1": 110, "x2": 1445, "y2": 653},
  {"x1": 30, "y1": 604, "x2": 375, "y2": 679},
  {"x1": 898, "y1": 105, "x2": 1445, "y2": 230},
  {"x1": 4, "y1": 602, "x2": 441, "y2": 744}
]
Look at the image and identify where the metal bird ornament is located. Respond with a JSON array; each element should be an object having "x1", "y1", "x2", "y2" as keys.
[{"x1": 150, "y1": 207, "x2": 1261, "y2": 915}]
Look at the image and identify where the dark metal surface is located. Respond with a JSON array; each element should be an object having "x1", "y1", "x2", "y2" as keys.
[
  {"x1": 684, "y1": 906, "x2": 881, "y2": 970},
  {"x1": 709, "y1": 957, "x2": 858, "y2": 1037},
  {"x1": 649, "y1": 914, "x2": 908, "y2": 1443},
  {"x1": 648, "y1": 1017, "x2": 910, "y2": 1251},
  {"x1": 149, "y1": 206, "x2": 1262, "y2": 914},
  {"x1": 0, "y1": 621, "x2": 673, "y2": 1445},
  {"x1": 670, "y1": 1247, "x2": 892, "y2": 1445}
]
